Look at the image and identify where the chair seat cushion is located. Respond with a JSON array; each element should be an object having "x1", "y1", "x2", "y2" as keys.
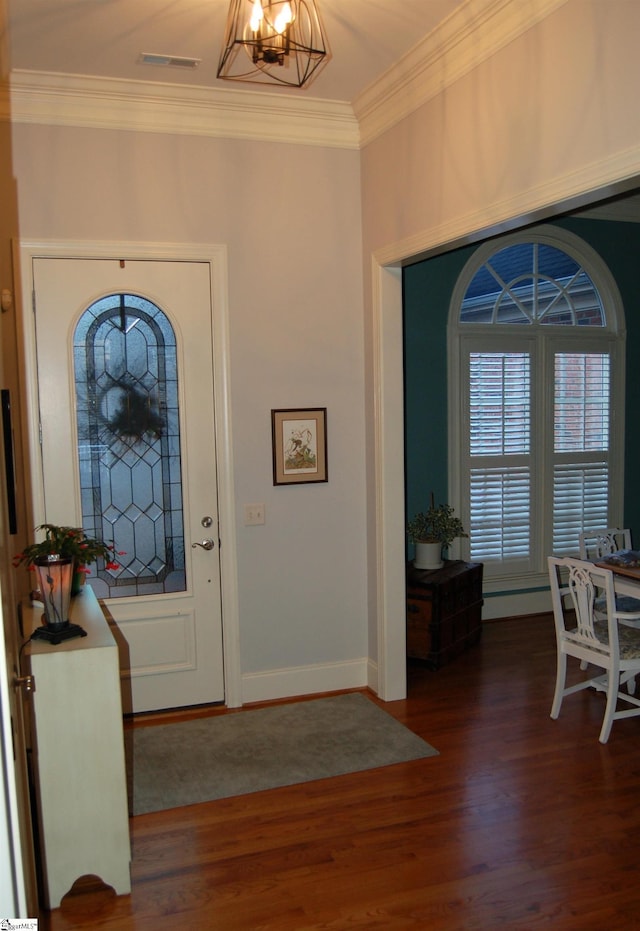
[
  {"x1": 594, "y1": 594, "x2": 640, "y2": 614},
  {"x1": 616, "y1": 595, "x2": 640, "y2": 613},
  {"x1": 591, "y1": 621, "x2": 640, "y2": 659}
]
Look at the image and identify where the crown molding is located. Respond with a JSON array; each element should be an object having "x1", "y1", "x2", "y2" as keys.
[
  {"x1": 6, "y1": 70, "x2": 360, "y2": 150},
  {"x1": 354, "y1": 0, "x2": 570, "y2": 147},
  {"x1": 2, "y1": 0, "x2": 568, "y2": 151}
]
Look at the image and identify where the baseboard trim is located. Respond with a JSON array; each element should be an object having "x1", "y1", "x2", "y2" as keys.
[
  {"x1": 241, "y1": 657, "x2": 369, "y2": 705},
  {"x1": 367, "y1": 658, "x2": 379, "y2": 694},
  {"x1": 482, "y1": 589, "x2": 552, "y2": 620}
]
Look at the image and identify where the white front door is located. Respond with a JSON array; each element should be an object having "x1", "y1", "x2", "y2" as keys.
[{"x1": 29, "y1": 256, "x2": 225, "y2": 713}]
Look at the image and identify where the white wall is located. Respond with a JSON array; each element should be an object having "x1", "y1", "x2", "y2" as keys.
[
  {"x1": 10, "y1": 124, "x2": 368, "y2": 701},
  {"x1": 360, "y1": 0, "x2": 640, "y2": 670},
  {"x1": 362, "y1": 0, "x2": 640, "y2": 259}
]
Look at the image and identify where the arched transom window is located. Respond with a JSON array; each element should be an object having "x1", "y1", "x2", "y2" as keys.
[{"x1": 449, "y1": 227, "x2": 625, "y2": 586}]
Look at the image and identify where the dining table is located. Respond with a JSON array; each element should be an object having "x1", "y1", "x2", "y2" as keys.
[{"x1": 594, "y1": 557, "x2": 640, "y2": 602}]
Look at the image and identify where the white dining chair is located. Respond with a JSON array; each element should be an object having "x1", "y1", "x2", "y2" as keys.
[
  {"x1": 576, "y1": 529, "x2": 640, "y2": 692},
  {"x1": 578, "y1": 527, "x2": 640, "y2": 617},
  {"x1": 576, "y1": 528, "x2": 640, "y2": 685},
  {"x1": 548, "y1": 556, "x2": 640, "y2": 743},
  {"x1": 578, "y1": 527, "x2": 632, "y2": 561}
]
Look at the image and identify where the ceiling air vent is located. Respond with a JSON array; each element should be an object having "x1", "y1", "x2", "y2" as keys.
[{"x1": 140, "y1": 53, "x2": 201, "y2": 69}]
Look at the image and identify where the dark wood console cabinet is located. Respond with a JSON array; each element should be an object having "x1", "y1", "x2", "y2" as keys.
[{"x1": 406, "y1": 560, "x2": 483, "y2": 668}]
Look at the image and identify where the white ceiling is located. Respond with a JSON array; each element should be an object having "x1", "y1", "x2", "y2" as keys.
[{"x1": 6, "y1": 0, "x2": 467, "y2": 103}]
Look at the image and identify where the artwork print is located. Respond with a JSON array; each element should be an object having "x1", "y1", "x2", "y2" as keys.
[
  {"x1": 283, "y1": 419, "x2": 318, "y2": 474},
  {"x1": 271, "y1": 408, "x2": 327, "y2": 485}
]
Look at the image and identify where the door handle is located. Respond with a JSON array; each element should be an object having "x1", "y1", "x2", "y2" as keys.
[{"x1": 192, "y1": 539, "x2": 215, "y2": 551}]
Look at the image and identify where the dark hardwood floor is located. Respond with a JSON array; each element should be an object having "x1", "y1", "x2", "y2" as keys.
[{"x1": 40, "y1": 614, "x2": 640, "y2": 930}]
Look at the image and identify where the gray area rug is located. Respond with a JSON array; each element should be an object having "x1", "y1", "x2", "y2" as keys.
[{"x1": 129, "y1": 692, "x2": 438, "y2": 815}]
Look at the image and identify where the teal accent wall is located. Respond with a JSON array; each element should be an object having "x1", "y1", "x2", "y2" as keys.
[
  {"x1": 557, "y1": 218, "x2": 640, "y2": 534},
  {"x1": 403, "y1": 219, "x2": 640, "y2": 556},
  {"x1": 403, "y1": 243, "x2": 475, "y2": 558}
]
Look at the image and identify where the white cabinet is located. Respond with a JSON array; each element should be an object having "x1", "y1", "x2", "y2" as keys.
[{"x1": 24, "y1": 586, "x2": 131, "y2": 908}]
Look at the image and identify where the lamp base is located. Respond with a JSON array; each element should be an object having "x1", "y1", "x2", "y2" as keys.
[{"x1": 32, "y1": 622, "x2": 87, "y2": 645}]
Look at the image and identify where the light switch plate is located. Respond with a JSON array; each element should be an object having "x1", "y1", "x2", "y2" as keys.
[{"x1": 244, "y1": 503, "x2": 265, "y2": 526}]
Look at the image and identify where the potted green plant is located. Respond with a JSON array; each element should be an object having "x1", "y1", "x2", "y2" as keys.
[
  {"x1": 13, "y1": 523, "x2": 120, "y2": 571},
  {"x1": 13, "y1": 524, "x2": 122, "y2": 639},
  {"x1": 407, "y1": 496, "x2": 467, "y2": 570},
  {"x1": 14, "y1": 523, "x2": 121, "y2": 591}
]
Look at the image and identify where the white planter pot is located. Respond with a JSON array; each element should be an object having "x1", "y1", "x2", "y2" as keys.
[{"x1": 414, "y1": 541, "x2": 443, "y2": 570}]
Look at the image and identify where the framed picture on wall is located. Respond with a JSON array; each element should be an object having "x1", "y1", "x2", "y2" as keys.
[{"x1": 271, "y1": 408, "x2": 328, "y2": 485}]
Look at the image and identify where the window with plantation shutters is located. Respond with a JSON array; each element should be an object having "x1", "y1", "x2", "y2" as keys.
[
  {"x1": 450, "y1": 228, "x2": 624, "y2": 586},
  {"x1": 552, "y1": 352, "x2": 610, "y2": 553},
  {"x1": 468, "y1": 352, "x2": 531, "y2": 564}
]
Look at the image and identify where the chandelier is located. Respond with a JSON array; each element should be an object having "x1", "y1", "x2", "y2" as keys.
[{"x1": 217, "y1": 0, "x2": 329, "y2": 88}]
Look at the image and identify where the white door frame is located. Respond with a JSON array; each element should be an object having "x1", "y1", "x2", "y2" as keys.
[
  {"x1": 370, "y1": 167, "x2": 640, "y2": 703},
  {"x1": 14, "y1": 239, "x2": 242, "y2": 708},
  {"x1": 370, "y1": 262, "x2": 406, "y2": 701}
]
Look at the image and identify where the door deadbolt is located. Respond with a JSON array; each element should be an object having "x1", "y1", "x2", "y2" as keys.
[{"x1": 201, "y1": 516, "x2": 213, "y2": 528}]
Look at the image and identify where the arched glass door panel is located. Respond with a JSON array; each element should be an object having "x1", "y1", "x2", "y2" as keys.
[{"x1": 73, "y1": 293, "x2": 185, "y2": 598}]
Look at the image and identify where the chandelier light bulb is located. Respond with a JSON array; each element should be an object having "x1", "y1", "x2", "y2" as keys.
[
  {"x1": 250, "y1": 0, "x2": 263, "y2": 32},
  {"x1": 274, "y1": 3, "x2": 293, "y2": 33}
]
